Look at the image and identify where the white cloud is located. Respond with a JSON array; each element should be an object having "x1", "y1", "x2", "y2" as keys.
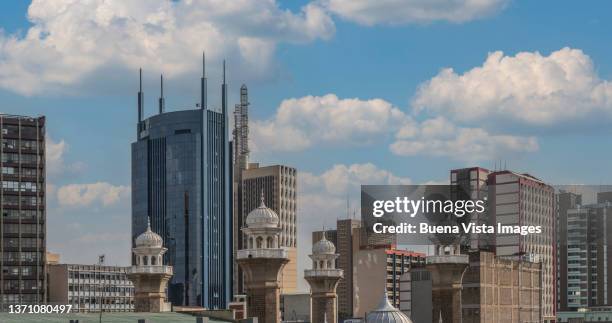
[
  {"x1": 56, "y1": 182, "x2": 130, "y2": 207},
  {"x1": 296, "y1": 163, "x2": 411, "y2": 289},
  {"x1": 322, "y1": 0, "x2": 508, "y2": 25},
  {"x1": 46, "y1": 137, "x2": 86, "y2": 178},
  {"x1": 390, "y1": 117, "x2": 538, "y2": 161},
  {"x1": 413, "y1": 47, "x2": 612, "y2": 126},
  {"x1": 0, "y1": 0, "x2": 334, "y2": 95},
  {"x1": 251, "y1": 94, "x2": 409, "y2": 151}
]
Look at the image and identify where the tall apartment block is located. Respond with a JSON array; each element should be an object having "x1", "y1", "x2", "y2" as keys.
[
  {"x1": 241, "y1": 164, "x2": 297, "y2": 293},
  {"x1": 558, "y1": 191, "x2": 612, "y2": 310},
  {"x1": 313, "y1": 219, "x2": 361, "y2": 320},
  {"x1": 131, "y1": 54, "x2": 232, "y2": 309},
  {"x1": 450, "y1": 167, "x2": 491, "y2": 251},
  {"x1": 557, "y1": 191, "x2": 582, "y2": 311},
  {"x1": 0, "y1": 115, "x2": 46, "y2": 308},
  {"x1": 48, "y1": 264, "x2": 134, "y2": 312},
  {"x1": 488, "y1": 170, "x2": 555, "y2": 322}
]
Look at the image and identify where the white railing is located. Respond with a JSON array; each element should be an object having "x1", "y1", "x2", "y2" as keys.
[
  {"x1": 128, "y1": 266, "x2": 173, "y2": 275},
  {"x1": 426, "y1": 255, "x2": 469, "y2": 265},
  {"x1": 304, "y1": 269, "x2": 343, "y2": 278},
  {"x1": 237, "y1": 249, "x2": 288, "y2": 259}
]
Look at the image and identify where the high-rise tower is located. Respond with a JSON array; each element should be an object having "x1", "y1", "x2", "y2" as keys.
[
  {"x1": 305, "y1": 234, "x2": 343, "y2": 323},
  {"x1": 131, "y1": 54, "x2": 232, "y2": 309}
]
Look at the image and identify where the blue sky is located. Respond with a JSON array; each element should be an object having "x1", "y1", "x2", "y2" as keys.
[{"x1": 1, "y1": 0, "x2": 612, "y2": 290}]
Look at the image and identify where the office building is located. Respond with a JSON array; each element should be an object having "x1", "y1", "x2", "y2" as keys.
[
  {"x1": 398, "y1": 269, "x2": 432, "y2": 323},
  {"x1": 313, "y1": 219, "x2": 361, "y2": 320},
  {"x1": 487, "y1": 170, "x2": 555, "y2": 321},
  {"x1": 557, "y1": 191, "x2": 582, "y2": 311},
  {"x1": 557, "y1": 192, "x2": 612, "y2": 310},
  {"x1": 48, "y1": 264, "x2": 134, "y2": 312},
  {"x1": 131, "y1": 54, "x2": 231, "y2": 309},
  {"x1": 461, "y1": 251, "x2": 541, "y2": 323},
  {"x1": 353, "y1": 248, "x2": 425, "y2": 318},
  {"x1": 0, "y1": 114, "x2": 46, "y2": 308},
  {"x1": 241, "y1": 164, "x2": 297, "y2": 293},
  {"x1": 450, "y1": 167, "x2": 491, "y2": 251},
  {"x1": 280, "y1": 293, "x2": 310, "y2": 322}
]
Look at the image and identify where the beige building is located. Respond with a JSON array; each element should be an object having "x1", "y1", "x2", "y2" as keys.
[
  {"x1": 241, "y1": 164, "x2": 297, "y2": 294},
  {"x1": 48, "y1": 264, "x2": 134, "y2": 312},
  {"x1": 488, "y1": 171, "x2": 554, "y2": 322},
  {"x1": 461, "y1": 251, "x2": 542, "y2": 323},
  {"x1": 352, "y1": 247, "x2": 425, "y2": 318}
]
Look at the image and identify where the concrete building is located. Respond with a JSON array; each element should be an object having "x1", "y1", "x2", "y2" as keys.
[
  {"x1": 48, "y1": 264, "x2": 134, "y2": 312},
  {"x1": 313, "y1": 219, "x2": 361, "y2": 320},
  {"x1": 237, "y1": 194, "x2": 289, "y2": 323},
  {"x1": 450, "y1": 167, "x2": 491, "y2": 251},
  {"x1": 461, "y1": 251, "x2": 541, "y2": 323},
  {"x1": 241, "y1": 164, "x2": 297, "y2": 294},
  {"x1": 353, "y1": 248, "x2": 425, "y2": 318},
  {"x1": 557, "y1": 191, "x2": 582, "y2": 312},
  {"x1": 557, "y1": 306, "x2": 612, "y2": 322},
  {"x1": 487, "y1": 170, "x2": 555, "y2": 321},
  {"x1": 398, "y1": 269, "x2": 432, "y2": 323},
  {"x1": 305, "y1": 234, "x2": 343, "y2": 323},
  {"x1": 131, "y1": 55, "x2": 232, "y2": 309},
  {"x1": 0, "y1": 114, "x2": 46, "y2": 308},
  {"x1": 557, "y1": 192, "x2": 612, "y2": 310},
  {"x1": 280, "y1": 293, "x2": 310, "y2": 322}
]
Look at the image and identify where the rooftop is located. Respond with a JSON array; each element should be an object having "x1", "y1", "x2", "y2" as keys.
[{"x1": 0, "y1": 312, "x2": 230, "y2": 323}]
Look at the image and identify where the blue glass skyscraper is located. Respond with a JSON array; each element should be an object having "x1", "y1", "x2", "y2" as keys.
[{"x1": 131, "y1": 54, "x2": 232, "y2": 309}]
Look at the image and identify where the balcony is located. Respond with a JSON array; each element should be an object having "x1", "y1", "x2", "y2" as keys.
[
  {"x1": 237, "y1": 249, "x2": 288, "y2": 260},
  {"x1": 304, "y1": 269, "x2": 343, "y2": 278},
  {"x1": 128, "y1": 266, "x2": 172, "y2": 275}
]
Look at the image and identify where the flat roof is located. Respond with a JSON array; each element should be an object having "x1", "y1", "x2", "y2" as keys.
[{"x1": 0, "y1": 311, "x2": 230, "y2": 323}]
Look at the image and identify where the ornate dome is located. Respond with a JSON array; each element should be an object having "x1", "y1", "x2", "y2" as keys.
[
  {"x1": 135, "y1": 218, "x2": 164, "y2": 248},
  {"x1": 245, "y1": 192, "x2": 279, "y2": 228},
  {"x1": 366, "y1": 292, "x2": 413, "y2": 323},
  {"x1": 312, "y1": 233, "x2": 336, "y2": 254}
]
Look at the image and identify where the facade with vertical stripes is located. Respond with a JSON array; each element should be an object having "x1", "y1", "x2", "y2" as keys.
[{"x1": 131, "y1": 56, "x2": 232, "y2": 309}]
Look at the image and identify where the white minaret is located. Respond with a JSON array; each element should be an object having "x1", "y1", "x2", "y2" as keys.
[
  {"x1": 128, "y1": 218, "x2": 173, "y2": 312},
  {"x1": 305, "y1": 233, "x2": 343, "y2": 323},
  {"x1": 237, "y1": 192, "x2": 289, "y2": 323}
]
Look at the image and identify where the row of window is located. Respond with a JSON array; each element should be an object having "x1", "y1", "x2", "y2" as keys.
[
  {"x1": 1, "y1": 294, "x2": 40, "y2": 303},
  {"x1": 2, "y1": 266, "x2": 37, "y2": 276},
  {"x1": 3, "y1": 224, "x2": 42, "y2": 234},
  {"x1": 3, "y1": 280, "x2": 40, "y2": 290},
  {"x1": 1, "y1": 153, "x2": 41, "y2": 164},
  {"x1": 2, "y1": 139, "x2": 40, "y2": 151},
  {"x1": 2, "y1": 181, "x2": 40, "y2": 193},
  {"x1": 3, "y1": 196, "x2": 42, "y2": 207},
  {"x1": 2, "y1": 209, "x2": 41, "y2": 218},
  {"x1": 2, "y1": 252, "x2": 42, "y2": 262},
  {"x1": 3, "y1": 238, "x2": 43, "y2": 248},
  {"x1": 69, "y1": 272, "x2": 129, "y2": 281},
  {"x1": 2, "y1": 167, "x2": 40, "y2": 177},
  {"x1": 1, "y1": 125, "x2": 41, "y2": 138}
]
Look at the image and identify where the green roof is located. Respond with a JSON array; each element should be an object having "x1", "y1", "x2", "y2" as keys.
[{"x1": 0, "y1": 312, "x2": 229, "y2": 323}]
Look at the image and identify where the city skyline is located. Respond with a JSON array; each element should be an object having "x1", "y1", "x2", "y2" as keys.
[{"x1": 1, "y1": 1, "x2": 612, "y2": 294}]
